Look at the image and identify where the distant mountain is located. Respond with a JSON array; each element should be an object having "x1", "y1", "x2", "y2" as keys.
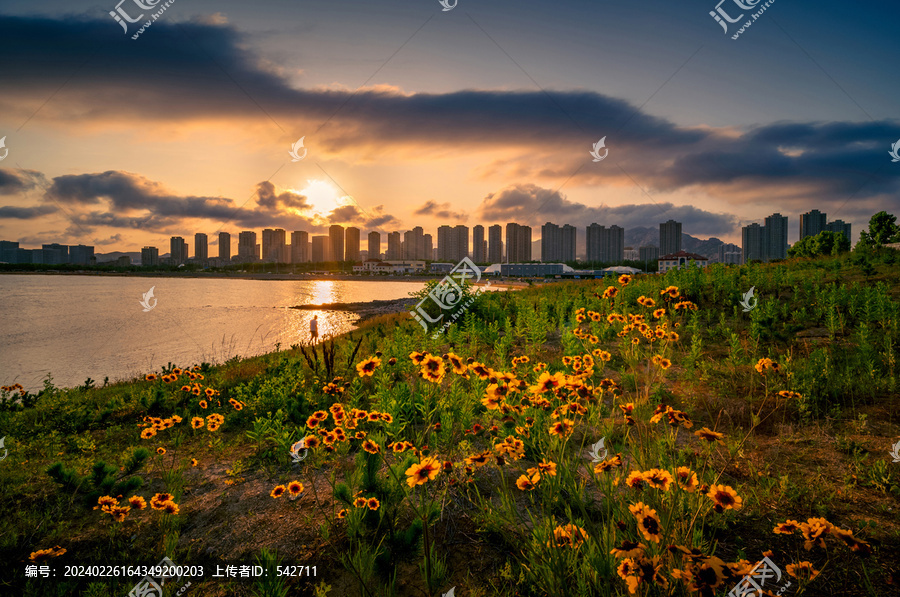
[{"x1": 95, "y1": 251, "x2": 141, "y2": 264}]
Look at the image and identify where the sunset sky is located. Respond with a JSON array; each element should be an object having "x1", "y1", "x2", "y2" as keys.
[{"x1": 1, "y1": 0, "x2": 899, "y2": 252}]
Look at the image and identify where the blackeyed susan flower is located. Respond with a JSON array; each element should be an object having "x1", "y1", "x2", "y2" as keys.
[
  {"x1": 777, "y1": 390, "x2": 802, "y2": 400},
  {"x1": 270, "y1": 485, "x2": 286, "y2": 499},
  {"x1": 190, "y1": 458, "x2": 198, "y2": 467},
  {"x1": 447, "y1": 353, "x2": 468, "y2": 375},
  {"x1": 626, "y1": 471, "x2": 646, "y2": 490},
  {"x1": 161, "y1": 501, "x2": 179, "y2": 515},
  {"x1": 150, "y1": 493, "x2": 174, "y2": 509},
  {"x1": 420, "y1": 354, "x2": 445, "y2": 383},
  {"x1": 337, "y1": 509, "x2": 347, "y2": 519},
  {"x1": 548, "y1": 419, "x2": 575, "y2": 438},
  {"x1": 366, "y1": 497, "x2": 380, "y2": 511},
  {"x1": 618, "y1": 274, "x2": 632, "y2": 286},
  {"x1": 362, "y1": 440, "x2": 380, "y2": 454},
  {"x1": 306, "y1": 415, "x2": 322, "y2": 429},
  {"x1": 642, "y1": 469, "x2": 673, "y2": 491},
  {"x1": 610, "y1": 540, "x2": 646, "y2": 559},
  {"x1": 191, "y1": 417, "x2": 204, "y2": 429},
  {"x1": 594, "y1": 454, "x2": 623, "y2": 474},
  {"x1": 515, "y1": 472, "x2": 539, "y2": 491},
  {"x1": 140, "y1": 428, "x2": 157, "y2": 439},
  {"x1": 786, "y1": 561, "x2": 820, "y2": 580},
  {"x1": 380, "y1": 412, "x2": 393, "y2": 423},
  {"x1": 405, "y1": 457, "x2": 441, "y2": 487},
  {"x1": 353, "y1": 497, "x2": 367, "y2": 508},
  {"x1": 145, "y1": 374, "x2": 158, "y2": 381},
  {"x1": 207, "y1": 421, "x2": 220, "y2": 432},
  {"x1": 694, "y1": 427, "x2": 725, "y2": 443},
  {"x1": 156, "y1": 447, "x2": 166, "y2": 455},
  {"x1": 465, "y1": 451, "x2": 491, "y2": 467},
  {"x1": 629, "y1": 502, "x2": 663, "y2": 543},
  {"x1": 128, "y1": 496, "x2": 147, "y2": 510},
  {"x1": 706, "y1": 484, "x2": 742, "y2": 512},
  {"x1": 549, "y1": 523, "x2": 589, "y2": 549},
  {"x1": 602, "y1": 286, "x2": 619, "y2": 299},
  {"x1": 469, "y1": 362, "x2": 493, "y2": 379},
  {"x1": 535, "y1": 460, "x2": 557, "y2": 476},
  {"x1": 97, "y1": 495, "x2": 118, "y2": 509},
  {"x1": 198, "y1": 400, "x2": 207, "y2": 409},
  {"x1": 409, "y1": 351, "x2": 427, "y2": 365},
  {"x1": 367, "y1": 412, "x2": 381, "y2": 422},
  {"x1": 675, "y1": 467, "x2": 699, "y2": 492},
  {"x1": 356, "y1": 356, "x2": 381, "y2": 377},
  {"x1": 592, "y1": 349, "x2": 612, "y2": 361},
  {"x1": 830, "y1": 527, "x2": 871, "y2": 554},
  {"x1": 754, "y1": 357, "x2": 780, "y2": 373},
  {"x1": 312, "y1": 410, "x2": 328, "y2": 421},
  {"x1": 287, "y1": 481, "x2": 304, "y2": 497},
  {"x1": 773, "y1": 520, "x2": 801, "y2": 534},
  {"x1": 800, "y1": 517, "x2": 832, "y2": 550}
]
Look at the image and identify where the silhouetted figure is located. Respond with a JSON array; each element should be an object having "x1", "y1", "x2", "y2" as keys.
[{"x1": 310, "y1": 315, "x2": 319, "y2": 342}]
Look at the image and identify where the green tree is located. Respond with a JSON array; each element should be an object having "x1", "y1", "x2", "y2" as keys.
[
  {"x1": 857, "y1": 211, "x2": 900, "y2": 248},
  {"x1": 788, "y1": 230, "x2": 851, "y2": 258}
]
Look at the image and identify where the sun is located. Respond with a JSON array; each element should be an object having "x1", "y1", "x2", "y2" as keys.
[{"x1": 297, "y1": 180, "x2": 342, "y2": 216}]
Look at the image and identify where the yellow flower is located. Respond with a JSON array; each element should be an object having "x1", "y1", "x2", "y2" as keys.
[
  {"x1": 405, "y1": 457, "x2": 441, "y2": 487},
  {"x1": 287, "y1": 481, "x2": 304, "y2": 497},
  {"x1": 270, "y1": 485, "x2": 286, "y2": 499},
  {"x1": 356, "y1": 356, "x2": 381, "y2": 377},
  {"x1": 706, "y1": 484, "x2": 742, "y2": 512}
]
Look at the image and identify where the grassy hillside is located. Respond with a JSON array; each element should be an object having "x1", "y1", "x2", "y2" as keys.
[{"x1": 1, "y1": 248, "x2": 899, "y2": 597}]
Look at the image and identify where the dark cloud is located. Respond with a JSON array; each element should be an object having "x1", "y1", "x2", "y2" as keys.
[
  {"x1": 413, "y1": 200, "x2": 467, "y2": 221},
  {"x1": 0, "y1": 204, "x2": 58, "y2": 219},
  {"x1": 39, "y1": 170, "x2": 398, "y2": 235},
  {"x1": 478, "y1": 184, "x2": 736, "y2": 236},
  {"x1": 0, "y1": 168, "x2": 45, "y2": 195}
]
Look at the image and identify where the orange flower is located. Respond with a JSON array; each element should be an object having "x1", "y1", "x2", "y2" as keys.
[
  {"x1": 405, "y1": 457, "x2": 441, "y2": 487},
  {"x1": 706, "y1": 485, "x2": 742, "y2": 512}
]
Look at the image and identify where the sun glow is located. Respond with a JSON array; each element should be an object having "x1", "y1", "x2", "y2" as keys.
[{"x1": 296, "y1": 180, "x2": 343, "y2": 216}]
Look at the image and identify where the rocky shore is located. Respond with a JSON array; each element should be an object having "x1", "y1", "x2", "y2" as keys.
[{"x1": 289, "y1": 297, "x2": 419, "y2": 322}]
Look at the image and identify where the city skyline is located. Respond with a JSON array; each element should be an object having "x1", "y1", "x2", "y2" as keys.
[
  {"x1": 2, "y1": 207, "x2": 860, "y2": 266},
  {"x1": 2, "y1": 2, "x2": 898, "y2": 255}
]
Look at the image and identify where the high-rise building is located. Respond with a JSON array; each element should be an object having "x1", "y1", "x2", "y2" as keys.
[
  {"x1": 194, "y1": 233, "x2": 208, "y2": 261},
  {"x1": 291, "y1": 231, "x2": 309, "y2": 263},
  {"x1": 638, "y1": 246, "x2": 659, "y2": 263},
  {"x1": 262, "y1": 228, "x2": 287, "y2": 263},
  {"x1": 660, "y1": 220, "x2": 682, "y2": 256},
  {"x1": 218, "y1": 232, "x2": 231, "y2": 261},
  {"x1": 170, "y1": 237, "x2": 188, "y2": 264},
  {"x1": 488, "y1": 225, "x2": 503, "y2": 263},
  {"x1": 368, "y1": 231, "x2": 381, "y2": 260},
  {"x1": 826, "y1": 220, "x2": 851, "y2": 242},
  {"x1": 0, "y1": 241, "x2": 19, "y2": 263},
  {"x1": 800, "y1": 209, "x2": 827, "y2": 240},
  {"x1": 238, "y1": 231, "x2": 259, "y2": 261},
  {"x1": 386, "y1": 232, "x2": 402, "y2": 260},
  {"x1": 741, "y1": 223, "x2": 767, "y2": 263},
  {"x1": 345, "y1": 227, "x2": 361, "y2": 262},
  {"x1": 436, "y1": 225, "x2": 451, "y2": 261},
  {"x1": 586, "y1": 224, "x2": 624, "y2": 263},
  {"x1": 329, "y1": 225, "x2": 344, "y2": 262},
  {"x1": 41, "y1": 243, "x2": 69, "y2": 264},
  {"x1": 473, "y1": 225, "x2": 485, "y2": 263},
  {"x1": 716, "y1": 243, "x2": 742, "y2": 264},
  {"x1": 765, "y1": 213, "x2": 788, "y2": 260},
  {"x1": 424, "y1": 233, "x2": 433, "y2": 261},
  {"x1": 401, "y1": 227, "x2": 428, "y2": 260},
  {"x1": 541, "y1": 222, "x2": 560, "y2": 262},
  {"x1": 311, "y1": 235, "x2": 330, "y2": 262},
  {"x1": 141, "y1": 246, "x2": 159, "y2": 266},
  {"x1": 506, "y1": 223, "x2": 532, "y2": 263},
  {"x1": 450, "y1": 225, "x2": 469, "y2": 262},
  {"x1": 69, "y1": 244, "x2": 94, "y2": 265}
]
